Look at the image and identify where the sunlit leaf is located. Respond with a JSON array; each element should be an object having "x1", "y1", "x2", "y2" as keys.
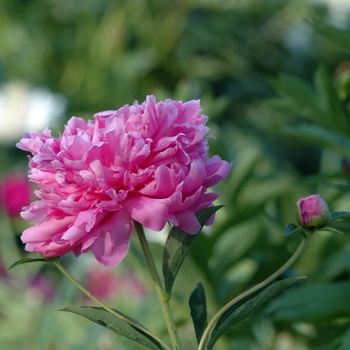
[
  {"x1": 205, "y1": 277, "x2": 304, "y2": 350},
  {"x1": 162, "y1": 206, "x2": 223, "y2": 298},
  {"x1": 189, "y1": 283, "x2": 208, "y2": 344},
  {"x1": 62, "y1": 306, "x2": 164, "y2": 350}
]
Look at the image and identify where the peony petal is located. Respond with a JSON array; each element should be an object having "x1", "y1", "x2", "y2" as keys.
[
  {"x1": 139, "y1": 165, "x2": 182, "y2": 198},
  {"x1": 21, "y1": 216, "x2": 75, "y2": 243},
  {"x1": 21, "y1": 200, "x2": 49, "y2": 221},
  {"x1": 122, "y1": 193, "x2": 170, "y2": 231},
  {"x1": 91, "y1": 209, "x2": 131, "y2": 266},
  {"x1": 171, "y1": 210, "x2": 201, "y2": 234},
  {"x1": 182, "y1": 159, "x2": 207, "y2": 194},
  {"x1": 203, "y1": 156, "x2": 232, "y2": 187}
]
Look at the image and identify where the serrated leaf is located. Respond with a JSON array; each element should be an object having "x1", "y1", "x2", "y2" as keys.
[
  {"x1": 189, "y1": 283, "x2": 208, "y2": 344},
  {"x1": 9, "y1": 257, "x2": 50, "y2": 269},
  {"x1": 205, "y1": 277, "x2": 304, "y2": 350},
  {"x1": 162, "y1": 206, "x2": 223, "y2": 298},
  {"x1": 310, "y1": 18, "x2": 350, "y2": 54},
  {"x1": 62, "y1": 306, "x2": 164, "y2": 350}
]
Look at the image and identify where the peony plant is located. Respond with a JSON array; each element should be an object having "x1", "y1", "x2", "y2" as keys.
[{"x1": 11, "y1": 96, "x2": 350, "y2": 350}]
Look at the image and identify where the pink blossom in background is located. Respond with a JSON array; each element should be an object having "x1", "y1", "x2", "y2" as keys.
[
  {"x1": 297, "y1": 194, "x2": 331, "y2": 229},
  {"x1": 0, "y1": 254, "x2": 7, "y2": 279},
  {"x1": 29, "y1": 274, "x2": 56, "y2": 302},
  {"x1": 86, "y1": 265, "x2": 145, "y2": 300},
  {"x1": 17, "y1": 95, "x2": 232, "y2": 266},
  {"x1": 0, "y1": 173, "x2": 32, "y2": 217}
]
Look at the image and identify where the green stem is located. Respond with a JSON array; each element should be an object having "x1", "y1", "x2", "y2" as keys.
[
  {"x1": 198, "y1": 231, "x2": 313, "y2": 350},
  {"x1": 51, "y1": 258, "x2": 171, "y2": 350},
  {"x1": 133, "y1": 220, "x2": 183, "y2": 350}
]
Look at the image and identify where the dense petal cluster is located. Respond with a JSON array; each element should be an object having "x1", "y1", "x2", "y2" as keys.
[{"x1": 17, "y1": 95, "x2": 232, "y2": 266}]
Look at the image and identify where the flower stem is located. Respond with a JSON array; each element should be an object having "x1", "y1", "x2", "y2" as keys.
[
  {"x1": 133, "y1": 220, "x2": 183, "y2": 350},
  {"x1": 198, "y1": 231, "x2": 313, "y2": 350},
  {"x1": 51, "y1": 258, "x2": 171, "y2": 350}
]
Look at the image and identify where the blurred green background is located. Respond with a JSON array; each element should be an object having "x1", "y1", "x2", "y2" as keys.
[{"x1": 1, "y1": 0, "x2": 350, "y2": 349}]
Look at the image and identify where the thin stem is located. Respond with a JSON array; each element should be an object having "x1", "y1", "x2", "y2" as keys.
[
  {"x1": 51, "y1": 258, "x2": 171, "y2": 350},
  {"x1": 133, "y1": 220, "x2": 183, "y2": 350},
  {"x1": 198, "y1": 231, "x2": 313, "y2": 350}
]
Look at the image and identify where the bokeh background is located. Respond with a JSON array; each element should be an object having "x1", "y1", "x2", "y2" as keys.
[{"x1": 1, "y1": 0, "x2": 350, "y2": 349}]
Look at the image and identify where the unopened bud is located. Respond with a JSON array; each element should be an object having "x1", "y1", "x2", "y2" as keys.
[{"x1": 296, "y1": 194, "x2": 331, "y2": 229}]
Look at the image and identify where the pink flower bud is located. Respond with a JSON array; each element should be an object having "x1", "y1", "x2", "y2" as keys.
[{"x1": 296, "y1": 194, "x2": 331, "y2": 229}]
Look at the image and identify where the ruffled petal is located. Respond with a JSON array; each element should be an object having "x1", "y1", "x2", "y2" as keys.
[
  {"x1": 123, "y1": 193, "x2": 170, "y2": 231},
  {"x1": 91, "y1": 209, "x2": 131, "y2": 266}
]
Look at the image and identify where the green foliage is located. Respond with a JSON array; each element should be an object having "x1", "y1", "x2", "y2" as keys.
[
  {"x1": 189, "y1": 283, "x2": 208, "y2": 344},
  {"x1": 162, "y1": 206, "x2": 222, "y2": 298},
  {"x1": 311, "y1": 18, "x2": 350, "y2": 54},
  {"x1": 2, "y1": 2, "x2": 350, "y2": 350},
  {"x1": 9, "y1": 257, "x2": 50, "y2": 269},
  {"x1": 62, "y1": 306, "x2": 164, "y2": 350},
  {"x1": 283, "y1": 224, "x2": 305, "y2": 236},
  {"x1": 205, "y1": 277, "x2": 305, "y2": 350},
  {"x1": 267, "y1": 281, "x2": 350, "y2": 322}
]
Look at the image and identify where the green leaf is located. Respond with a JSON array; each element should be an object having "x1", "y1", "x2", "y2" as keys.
[
  {"x1": 9, "y1": 257, "x2": 50, "y2": 269},
  {"x1": 310, "y1": 18, "x2": 350, "y2": 54},
  {"x1": 62, "y1": 306, "x2": 164, "y2": 350},
  {"x1": 189, "y1": 283, "x2": 208, "y2": 344},
  {"x1": 283, "y1": 224, "x2": 305, "y2": 236},
  {"x1": 314, "y1": 65, "x2": 349, "y2": 135},
  {"x1": 162, "y1": 206, "x2": 223, "y2": 298},
  {"x1": 282, "y1": 124, "x2": 350, "y2": 159},
  {"x1": 323, "y1": 221, "x2": 350, "y2": 234},
  {"x1": 267, "y1": 281, "x2": 350, "y2": 322},
  {"x1": 227, "y1": 148, "x2": 262, "y2": 205},
  {"x1": 270, "y1": 73, "x2": 318, "y2": 113},
  {"x1": 320, "y1": 225, "x2": 343, "y2": 235},
  {"x1": 205, "y1": 277, "x2": 304, "y2": 350},
  {"x1": 331, "y1": 211, "x2": 350, "y2": 220},
  {"x1": 266, "y1": 98, "x2": 321, "y2": 122},
  {"x1": 338, "y1": 325, "x2": 350, "y2": 350}
]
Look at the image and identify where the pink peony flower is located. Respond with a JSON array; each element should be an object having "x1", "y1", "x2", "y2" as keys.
[
  {"x1": 0, "y1": 173, "x2": 32, "y2": 217},
  {"x1": 296, "y1": 194, "x2": 331, "y2": 229},
  {"x1": 17, "y1": 95, "x2": 232, "y2": 266}
]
